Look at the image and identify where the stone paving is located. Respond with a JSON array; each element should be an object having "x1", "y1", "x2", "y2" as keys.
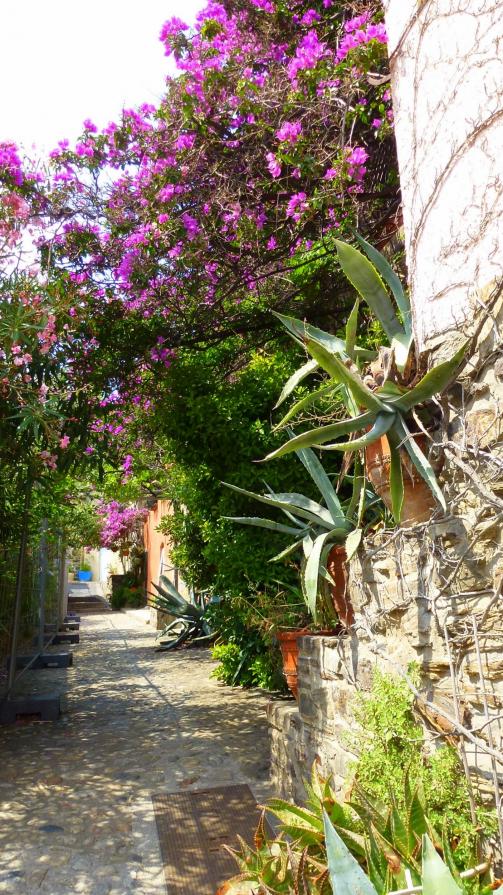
[{"x1": 0, "y1": 611, "x2": 275, "y2": 894}]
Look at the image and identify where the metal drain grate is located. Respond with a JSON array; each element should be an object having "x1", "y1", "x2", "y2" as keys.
[{"x1": 152, "y1": 784, "x2": 265, "y2": 894}]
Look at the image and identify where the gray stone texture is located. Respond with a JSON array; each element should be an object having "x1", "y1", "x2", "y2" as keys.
[{"x1": 0, "y1": 612, "x2": 273, "y2": 894}]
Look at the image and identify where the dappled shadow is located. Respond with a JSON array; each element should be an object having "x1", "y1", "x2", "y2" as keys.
[{"x1": 0, "y1": 612, "x2": 274, "y2": 892}]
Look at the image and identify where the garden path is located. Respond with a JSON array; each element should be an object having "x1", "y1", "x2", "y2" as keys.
[{"x1": 0, "y1": 611, "x2": 273, "y2": 894}]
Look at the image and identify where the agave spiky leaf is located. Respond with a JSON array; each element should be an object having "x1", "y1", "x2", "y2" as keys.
[
  {"x1": 222, "y1": 482, "x2": 337, "y2": 528},
  {"x1": 421, "y1": 834, "x2": 462, "y2": 895},
  {"x1": 345, "y1": 297, "x2": 360, "y2": 361},
  {"x1": 388, "y1": 433, "x2": 404, "y2": 523},
  {"x1": 355, "y1": 233, "x2": 412, "y2": 331},
  {"x1": 315, "y1": 412, "x2": 395, "y2": 453},
  {"x1": 273, "y1": 381, "x2": 342, "y2": 432},
  {"x1": 265, "y1": 412, "x2": 376, "y2": 460},
  {"x1": 305, "y1": 341, "x2": 391, "y2": 415},
  {"x1": 323, "y1": 810, "x2": 379, "y2": 895},
  {"x1": 223, "y1": 516, "x2": 308, "y2": 536},
  {"x1": 273, "y1": 311, "x2": 376, "y2": 363},
  {"x1": 274, "y1": 358, "x2": 318, "y2": 409},
  {"x1": 303, "y1": 530, "x2": 337, "y2": 620},
  {"x1": 335, "y1": 240, "x2": 404, "y2": 343},
  {"x1": 294, "y1": 444, "x2": 344, "y2": 523},
  {"x1": 389, "y1": 342, "x2": 467, "y2": 414},
  {"x1": 393, "y1": 418, "x2": 446, "y2": 512}
]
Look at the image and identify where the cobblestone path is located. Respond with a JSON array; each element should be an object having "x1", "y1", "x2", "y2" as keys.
[{"x1": 0, "y1": 612, "x2": 274, "y2": 894}]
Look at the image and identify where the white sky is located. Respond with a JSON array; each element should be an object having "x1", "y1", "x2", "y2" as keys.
[{"x1": 0, "y1": 0, "x2": 203, "y2": 155}]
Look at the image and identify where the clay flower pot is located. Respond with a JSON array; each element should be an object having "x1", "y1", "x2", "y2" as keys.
[
  {"x1": 326, "y1": 545, "x2": 354, "y2": 628},
  {"x1": 365, "y1": 434, "x2": 437, "y2": 526},
  {"x1": 276, "y1": 629, "x2": 310, "y2": 700}
]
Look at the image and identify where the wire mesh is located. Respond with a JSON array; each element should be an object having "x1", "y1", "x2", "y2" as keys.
[{"x1": 0, "y1": 526, "x2": 64, "y2": 697}]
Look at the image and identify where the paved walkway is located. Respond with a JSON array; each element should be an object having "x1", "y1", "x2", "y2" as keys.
[{"x1": 0, "y1": 612, "x2": 274, "y2": 894}]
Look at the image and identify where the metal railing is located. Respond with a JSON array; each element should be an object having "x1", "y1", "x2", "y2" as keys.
[{"x1": 0, "y1": 521, "x2": 65, "y2": 698}]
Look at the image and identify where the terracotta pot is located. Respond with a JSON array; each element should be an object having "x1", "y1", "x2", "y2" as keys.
[
  {"x1": 276, "y1": 629, "x2": 309, "y2": 700},
  {"x1": 326, "y1": 546, "x2": 354, "y2": 628},
  {"x1": 365, "y1": 434, "x2": 437, "y2": 526}
]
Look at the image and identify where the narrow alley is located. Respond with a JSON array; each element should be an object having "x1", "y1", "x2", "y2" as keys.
[{"x1": 0, "y1": 612, "x2": 273, "y2": 894}]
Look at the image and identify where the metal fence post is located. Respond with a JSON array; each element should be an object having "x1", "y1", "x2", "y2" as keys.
[
  {"x1": 37, "y1": 520, "x2": 48, "y2": 654},
  {"x1": 6, "y1": 480, "x2": 32, "y2": 695},
  {"x1": 57, "y1": 536, "x2": 67, "y2": 625}
]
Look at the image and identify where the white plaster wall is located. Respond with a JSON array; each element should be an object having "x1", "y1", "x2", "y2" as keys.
[{"x1": 383, "y1": 0, "x2": 503, "y2": 351}]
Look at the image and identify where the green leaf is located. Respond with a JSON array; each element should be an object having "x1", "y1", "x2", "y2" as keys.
[
  {"x1": 304, "y1": 531, "x2": 334, "y2": 619},
  {"x1": 306, "y1": 340, "x2": 392, "y2": 414},
  {"x1": 318, "y1": 411, "x2": 395, "y2": 452},
  {"x1": 302, "y1": 533, "x2": 313, "y2": 558},
  {"x1": 421, "y1": 834, "x2": 462, "y2": 895},
  {"x1": 391, "y1": 332, "x2": 414, "y2": 373},
  {"x1": 264, "y1": 411, "x2": 376, "y2": 460},
  {"x1": 393, "y1": 418, "x2": 446, "y2": 511},
  {"x1": 391, "y1": 343, "x2": 467, "y2": 413},
  {"x1": 345, "y1": 528, "x2": 362, "y2": 561},
  {"x1": 273, "y1": 359, "x2": 318, "y2": 409},
  {"x1": 223, "y1": 516, "x2": 308, "y2": 536},
  {"x1": 388, "y1": 437, "x2": 404, "y2": 523},
  {"x1": 267, "y1": 800, "x2": 324, "y2": 834},
  {"x1": 294, "y1": 444, "x2": 344, "y2": 522},
  {"x1": 336, "y1": 240, "x2": 404, "y2": 342},
  {"x1": 407, "y1": 783, "x2": 428, "y2": 841},
  {"x1": 269, "y1": 538, "x2": 306, "y2": 562},
  {"x1": 273, "y1": 311, "x2": 376, "y2": 362},
  {"x1": 323, "y1": 810, "x2": 379, "y2": 895},
  {"x1": 273, "y1": 492, "x2": 345, "y2": 528},
  {"x1": 355, "y1": 232, "x2": 412, "y2": 333},
  {"x1": 345, "y1": 297, "x2": 360, "y2": 361},
  {"x1": 274, "y1": 311, "x2": 348, "y2": 356},
  {"x1": 273, "y1": 381, "x2": 342, "y2": 431},
  {"x1": 222, "y1": 482, "x2": 337, "y2": 527}
]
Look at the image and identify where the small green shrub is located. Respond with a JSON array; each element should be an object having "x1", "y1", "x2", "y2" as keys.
[
  {"x1": 349, "y1": 669, "x2": 496, "y2": 876},
  {"x1": 211, "y1": 640, "x2": 284, "y2": 690}
]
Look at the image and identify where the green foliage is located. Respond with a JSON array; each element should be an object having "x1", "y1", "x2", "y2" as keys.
[
  {"x1": 349, "y1": 670, "x2": 493, "y2": 877},
  {"x1": 222, "y1": 766, "x2": 484, "y2": 895},
  {"x1": 110, "y1": 571, "x2": 144, "y2": 610},
  {"x1": 208, "y1": 597, "x2": 285, "y2": 691},
  {"x1": 152, "y1": 341, "x2": 335, "y2": 596},
  {"x1": 267, "y1": 239, "x2": 467, "y2": 522}
]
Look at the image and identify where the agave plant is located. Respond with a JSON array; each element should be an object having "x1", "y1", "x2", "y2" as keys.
[
  {"x1": 223, "y1": 445, "x2": 375, "y2": 625},
  {"x1": 264, "y1": 238, "x2": 466, "y2": 523},
  {"x1": 221, "y1": 774, "x2": 494, "y2": 895},
  {"x1": 149, "y1": 574, "x2": 213, "y2": 644}
]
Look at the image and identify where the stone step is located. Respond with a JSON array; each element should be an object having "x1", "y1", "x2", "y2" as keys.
[{"x1": 67, "y1": 598, "x2": 111, "y2": 614}]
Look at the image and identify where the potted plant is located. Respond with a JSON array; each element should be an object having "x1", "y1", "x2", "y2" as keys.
[
  {"x1": 264, "y1": 237, "x2": 466, "y2": 525},
  {"x1": 223, "y1": 445, "x2": 373, "y2": 631},
  {"x1": 77, "y1": 561, "x2": 92, "y2": 582}
]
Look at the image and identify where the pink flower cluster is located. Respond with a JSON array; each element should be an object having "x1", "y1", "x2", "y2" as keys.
[
  {"x1": 97, "y1": 501, "x2": 148, "y2": 551},
  {"x1": 336, "y1": 17, "x2": 387, "y2": 63}
]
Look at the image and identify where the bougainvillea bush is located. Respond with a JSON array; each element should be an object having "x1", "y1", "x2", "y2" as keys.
[
  {"x1": 0, "y1": 1, "x2": 398, "y2": 662},
  {"x1": 1, "y1": 0, "x2": 396, "y2": 470},
  {"x1": 34, "y1": 0, "x2": 395, "y2": 407},
  {"x1": 97, "y1": 501, "x2": 148, "y2": 552}
]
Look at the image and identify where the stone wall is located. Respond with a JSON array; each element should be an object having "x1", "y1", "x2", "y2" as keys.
[
  {"x1": 269, "y1": 0, "x2": 503, "y2": 807},
  {"x1": 383, "y1": 0, "x2": 503, "y2": 354}
]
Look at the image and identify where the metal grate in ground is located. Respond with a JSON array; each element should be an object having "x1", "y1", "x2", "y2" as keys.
[{"x1": 152, "y1": 784, "x2": 265, "y2": 894}]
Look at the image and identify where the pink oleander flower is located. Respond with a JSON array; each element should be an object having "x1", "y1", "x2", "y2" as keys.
[{"x1": 60, "y1": 435, "x2": 70, "y2": 448}]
